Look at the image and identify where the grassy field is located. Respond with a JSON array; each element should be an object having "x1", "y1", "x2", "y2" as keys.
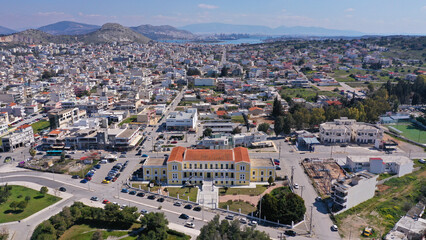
[
  {"x1": 118, "y1": 116, "x2": 137, "y2": 126},
  {"x1": 131, "y1": 183, "x2": 160, "y2": 192},
  {"x1": 280, "y1": 88, "x2": 341, "y2": 102},
  {"x1": 219, "y1": 185, "x2": 268, "y2": 196},
  {"x1": 389, "y1": 123, "x2": 426, "y2": 144},
  {"x1": 231, "y1": 115, "x2": 245, "y2": 123},
  {"x1": 60, "y1": 224, "x2": 189, "y2": 240},
  {"x1": 31, "y1": 120, "x2": 50, "y2": 134},
  {"x1": 166, "y1": 187, "x2": 198, "y2": 202},
  {"x1": 0, "y1": 185, "x2": 61, "y2": 223},
  {"x1": 335, "y1": 163, "x2": 426, "y2": 238},
  {"x1": 219, "y1": 200, "x2": 257, "y2": 214}
]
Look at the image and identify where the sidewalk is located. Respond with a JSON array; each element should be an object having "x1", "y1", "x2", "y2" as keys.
[{"x1": 198, "y1": 180, "x2": 218, "y2": 209}]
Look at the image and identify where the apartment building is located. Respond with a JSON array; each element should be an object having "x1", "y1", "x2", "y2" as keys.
[
  {"x1": 48, "y1": 108, "x2": 87, "y2": 129},
  {"x1": 166, "y1": 108, "x2": 198, "y2": 131},
  {"x1": 320, "y1": 117, "x2": 383, "y2": 144},
  {"x1": 331, "y1": 171, "x2": 378, "y2": 213},
  {"x1": 136, "y1": 108, "x2": 157, "y2": 125},
  {"x1": 346, "y1": 155, "x2": 413, "y2": 177},
  {"x1": 2, "y1": 124, "x2": 35, "y2": 152},
  {"x1": 141, "y1": 147, "x2": 275, "y2": 186}
]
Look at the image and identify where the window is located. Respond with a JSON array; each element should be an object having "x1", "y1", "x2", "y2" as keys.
[
  {"x1": 184, "y1": 164, "x2": 187, "y2": 169},
  {"x1": 240, "y1": 174, "x2": 245, "y2": 180},
  {"x1": 194, "y1": 163, "x2": 197, "y2": 169},
  {"x1": 226, "y1": 164, "x2": 228, "y2": 169},
  {"x1": 231, "y1": 164, "x2": 234, "y2": 169},
  {"x1": 253, "y1": 171, "x2": 255, "y2": 175},
  {"x1": 261, "y1": 171, "x2": 264, "y2": 176},
  {"x1": 240, "y1": 165, "x2": 245, "y2": 171},
  {"x1": 205, "y1": 164, "x2": 208, "y2": 169},
  {"x1": 154, "y1": 170, "x2": 157, "y2": 175},
  {"x1": 146, "y1": 170, "x2": 150, "y2": 175},
  {"x1": 221, "y1": 164, "x2": 223, "y2": 169},
  {"x1": 163, "y1": 170, "x2": 166, "y2": 175},
  {"x1": 269, "y1": 171, "x2": 272, "y2": 176},
  {"x1": 200, "y1": 164, "x2": 203, "y2": 169},
  {"x1": 172, "y1": 165, "x2": 178, "y2": 170},
  {"x1": 215, "y1": 164, "x2": 218, "y2": 169},
  {"x1": 189, "y1": 164, "x2": 192, "y2": 169}
]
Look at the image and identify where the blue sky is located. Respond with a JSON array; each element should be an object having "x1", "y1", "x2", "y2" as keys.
[{"x1": 1, "y1": 0, "x2": 425, "y2": 34}]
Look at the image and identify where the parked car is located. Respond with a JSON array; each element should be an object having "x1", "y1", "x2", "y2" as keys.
[
  {"x1": 284, "y1": 230, "x2": 296, "y2": 236},
  {"x1": 140, "y1": 209, "x2": 149, "y2": 215},
  {"x1": 193, "y1": 206, "x2": 202, "y2": 211},
  {"x1": 179, "y1": 213, "x2": 189, "y2": 219},
  {"x1": 157, "y1": 197, "x2": 165, "y2": 202},
  {"x1": 94, "y1": 164, "x2": 101, "y2": 169},
  {"x1": 121, "y1": 188, "x2": 129, "y2": 193},
  {"x1": 102, "y1": 199, "x2": 110, "y2": 204},
  {"x1": 239, "y1": 218, "x2": 247, "y2": 224},
  {"x1": 331, "y1": 225, "x2": 338, "y2": 231},
  {"x1": 315, "y1": 197, "x2": 322, "y2": 201},
  {"x1": 184, "y1": 204, "x2": 192, "y2": 209},
  {"x1": 136, "y1": 192, "x2": 145, "y2": 197},
  {"x1": 276, "y1": 166, "x2": 281, "y2": 170},
  {"x1": 248, "y1": 220, "x2": 257, "y2": 227},
  {"x1": 225, "y1": 214, "x2": 234, "y2": 220},
  {"x1": 102, "y1": 179, "x2": 110, "y2": 184},
  {"x1": 80, "y1": 179, "x2": 88, "y2": 183},
  {"x1": 72, "y1": 175, "x2": 80, "y2": 179},
  {"x1": 59, "y1": 187, "x2": 66, "y2": 192},
  {"x1": 129, "y1": 190, "x2": 137, "y2": 195},
  {"x1": 173, "y1": 201, "x2": 182, "y2": 207},
  {"x1": 293, "y1": 183, "x2": 299, "y2": 189},
  {"x1": 90, "y1": 196, "x2": 99, "y2": 201},
  {"x1": 147, "y1": 195, "x2": 156, "y2": 200}
]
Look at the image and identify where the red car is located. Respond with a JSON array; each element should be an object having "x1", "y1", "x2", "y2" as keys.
[
  {"x1": 102, "y1": 199, "x2": 110, "y2": 204},
  {"x1": 85, "y1": 176, "x2": 92, "y2": 181},
  {"x1": 171, "y1": 141, "x2": 177, "y2": 144}
]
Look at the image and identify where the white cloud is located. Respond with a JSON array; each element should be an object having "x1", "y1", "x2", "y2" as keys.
[
  {"x1": 36, "y1": 12, "x2": 66, "y2": 16},
  {"x1": 198, "y1": 4, "x2": 218, "y2": 9},
  {"x1": 344, "y1": 8, "x2": 355, "y2": 12}
]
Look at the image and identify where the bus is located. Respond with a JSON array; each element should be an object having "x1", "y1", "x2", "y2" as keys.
[{"x1": 46, "y1": 150, "x2": 63, "y2": 156}]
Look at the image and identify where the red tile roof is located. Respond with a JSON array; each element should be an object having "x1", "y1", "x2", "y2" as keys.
[{"x1": 168, "y1": 147, "x2": 250, "y2": 163}]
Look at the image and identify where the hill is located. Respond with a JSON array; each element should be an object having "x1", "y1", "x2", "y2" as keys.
[
  {"x1": 180, "y1": 23, "x2": 364, "y2": 36},
  {"x1": 0, "y1": 23, "x2": 150, "y2": 44},
  {"x1": 130, "y1": 24, "x2": 194, "y2": 40},
  {"x1": 0, "y1": 26, "x2": 16, "y2": 35},
  {"x1": 37, "y1": 21, "x2": 100, "y2": 35},
  {"x1": 77, "y1": 23, "x2": 150, "y2": 43}
]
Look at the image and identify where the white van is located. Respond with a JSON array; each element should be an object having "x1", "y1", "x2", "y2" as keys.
[{"x1": 100, "y1": 159, "x2": 108, "y2": 164}]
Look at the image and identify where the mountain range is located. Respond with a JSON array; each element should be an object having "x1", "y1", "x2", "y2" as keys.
[
  {"x1": 0, "y1": 26, "x2": 17, "y2": 35},
  {"x1": 180, "y1": 23, "x2": 365, "y2": 36},
  {"x1": 37, "y1": 21, "x2": 100, "y2": 35},
  {"x1": 0, "y1": 23, "x2": 150, "y2": 44}
]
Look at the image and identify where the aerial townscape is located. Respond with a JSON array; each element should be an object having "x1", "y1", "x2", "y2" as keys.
[{"x1": 0, "y1": 1, "x2": 425, "y2": 240}]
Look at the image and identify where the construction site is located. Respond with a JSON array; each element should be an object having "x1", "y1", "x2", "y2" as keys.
[{"x1": 302, "y1": 158, "x2": 346, "y2": 196}]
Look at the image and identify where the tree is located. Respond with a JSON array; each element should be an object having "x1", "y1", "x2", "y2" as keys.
[
  {"x1": 29, "y1": 148, "x2": 36, "y2": 157},
  {"x1": 140, "y1": 212, "x2": 169, "y2": 240},
  {"x1": 187, "y1": 68, "x2": 201, "y2": 76},
  {"x1": 17, "y1": 201, "x2": 28, "y2": 211},
  {"x1": 40, "y1": 186, "x2": 48, "y2": 195},
  {"x1": 268, "y1": 176, "x2": 274, "y2": 187},
  {"x1": 25, "y1": 196, "x2": 31, "y2": 202},
  {"x1": 257, "y1": 187, "x2": 306, "y2": 224},
  {"x1": 274, "y1": 116, "x2": 284, "y2": 136},
  {"x1": 257, "y1": 123, "x2": 270, "y2": 133},
  {"x1": 242, "y1": 113, "x2": 250, "y2": 131},
  {"x1": 60, "y1": 151, "x2": 66, "y2": 162},
  {"x1": 9, "y1": 201, "x2": 18, "y2": 211},
  {"x1": 91, "y1": 230, "x2": 103, "y2": 240},
  {"x1": 203, "y1": 128, "x2": 212, "y2": 137},
  {"x1": 220, "y1": 66, "x2": 229, "y2": 77},
  {"x1": 197, "y1": 215, "x2": 270, "y2": 240},
  {"x1": 272, "y1": 97, "x2": 284, "y2": 118},
  {"x1": 231, "y1": 127, "x2": 241, "y2": 134}
]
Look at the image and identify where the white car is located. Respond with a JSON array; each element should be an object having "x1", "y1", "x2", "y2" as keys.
[
  {"x1": 331, "y1": 225, "x2": 338, "y2": 231},
  {"x1": 248, "y1": 220, "x2": 257, "y2": 226},
  {"x1": 294, "y1": 183, "x2": 299, "y2": 189},
  {"x1": 239, "y1": 218, "x2": 247, "y2": 224},
  {"x1": 184, "y1": 222, "x2": 195, "y2": 228}
]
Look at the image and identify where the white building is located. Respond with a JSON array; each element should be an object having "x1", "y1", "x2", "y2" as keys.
[
  {"x1": 346, "y1": 155, "x2": 413, "y2": 177},
  {"x1": 2, "y1": 124, "x2": 35, "y2": 152},
  {"x1": 332, "y1": 171, "x2": 378, "y2": 213},
  {"x1": 320, "y1": 117, "x2": 383, "y2": 144},
  {"x1": 166, "y1": 108, "x2": 198, "y2": 131}
]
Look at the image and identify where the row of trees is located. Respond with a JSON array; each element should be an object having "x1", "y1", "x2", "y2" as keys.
[
  {"x1": 271, "y1": 84, "x2": 396, "y2": 135},
  {"x1": 197, "y1": 215, "x2": 271, "y2": 240},
  {"x1": 384, "y1": 75, "x2": 426, "y2": 105},
  {"x1": 31, "y1": 202, "x2": 140, "y2": 240}
]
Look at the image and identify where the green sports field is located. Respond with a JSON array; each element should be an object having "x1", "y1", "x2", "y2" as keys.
[{"x1": 390, "y1": 123, "x2": 426, "y2": 144}]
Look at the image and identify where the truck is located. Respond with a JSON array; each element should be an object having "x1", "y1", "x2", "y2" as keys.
[{"x1": 362, "y1": 227, "x2": 373, "y2": 237}]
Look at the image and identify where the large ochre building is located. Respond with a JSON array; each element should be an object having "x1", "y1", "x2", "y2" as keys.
[{"x1": 141, "y1": 146, "x2": 275, "y2": 186}]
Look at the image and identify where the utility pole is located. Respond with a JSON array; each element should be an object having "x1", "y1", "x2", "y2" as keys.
[
  {"x1": 309, "y1": 205, "x2": 313, "y2": 236},
  {"x1": 300, "y1": 185, "x2": 305, "y2": 198},
  {"x1": 291, "y1": 166, "x2": 295, "y2": 186},
  {"x1": 279, "y1": 141, "x2": 282, "y2": 160}
]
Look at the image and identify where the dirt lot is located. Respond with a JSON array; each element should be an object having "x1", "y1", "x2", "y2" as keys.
[{"x1": 302, "y1": 159, "x2": 346, "y2": 196}]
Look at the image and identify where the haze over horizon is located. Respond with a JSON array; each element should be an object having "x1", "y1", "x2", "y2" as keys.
[{"x1": 0, "y1": 0, "x2": 425, "y2": 35}]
